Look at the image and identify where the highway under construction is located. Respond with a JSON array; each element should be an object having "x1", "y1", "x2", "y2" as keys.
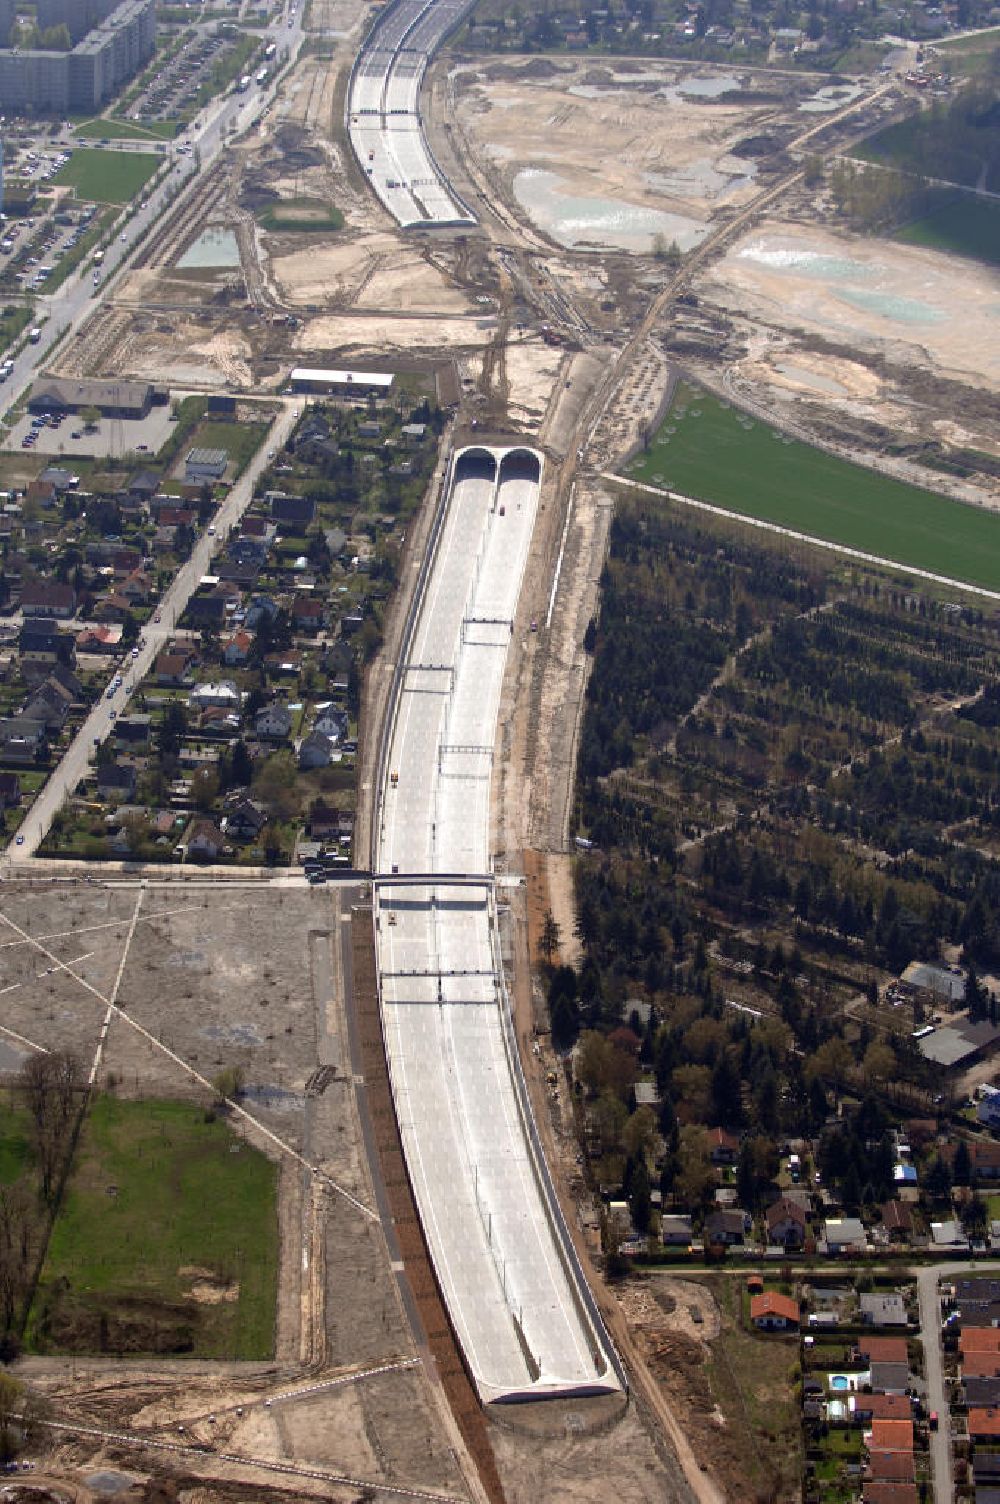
[{"x1": 373, "y1": 445, "x2": 624, "y2": 1404}]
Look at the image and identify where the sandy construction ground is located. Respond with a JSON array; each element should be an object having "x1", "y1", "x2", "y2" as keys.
[
  {"x1": 271, "y1": 231, "x2": 474, "y2": 312},
  {"x1": 297, "y1": 310, "x2": 497, "y2": 354},
  {"x1": 451, "y1": 57, "x2": 789, "y2": 250},
  {"x1": 697, "y1": 221, "x2": 1000, "y2": 392}
]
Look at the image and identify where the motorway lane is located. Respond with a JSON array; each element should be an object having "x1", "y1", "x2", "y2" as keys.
[{"x1": 6, "y1": 397, "x2": 304, "y2": 861}]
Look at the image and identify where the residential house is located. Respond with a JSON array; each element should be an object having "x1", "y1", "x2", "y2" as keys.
[
  {"x1": 114, "y1": 715, "x2": 152, "y2": 745},
  {"x1": 824, "y1": 1217, "x2": 867, "y2": 1254},
  {"x1": 865, "y1": 1451, "x2": 914, "y2": 1483},
  {"x1": 765, "y1": 1197, "x2": 807, "y2": 1249},
  {"x1": 265, "y1": 649, "x2": 302, "y2": 679},
  {"x1": 127, "y1": 469, "x2": 161, "y2": 505},
  {"x1": 869, "y1": 1362, "x2": 910, "y2": 1394},
  {"x1": 961, "y1": 1351, "x2": 1000, "y2": 1380},
  {"x1": 860, "y1": 1292, "x2": 908, "y2": 1328},
  {"x1": 869, "y1": 1420, "x2": 913, "y2": 1453},
  {"x1": 223, "y1": 629, "x2": 254, "y2": 667},
  {"x1": 704, "y1": 1208, "x2": 747, "y2": 1248},
  {"x1": 23, "y1": 676, "x2": 75, "y2": 732},
  {"x1": 660, "y1": 1214, "x2": 693, "y2": 1248},
  {"x1": 269, "y1": 492, "x2": 315, "y2": 528},
  {"x1": 245, "y1": 593, "x2": 280, "y2": 630},
  {"x1": 357, "y1": 420, "x2": 381, "y2": 440},
  {"x1": 308, "y1": 801, "x2": 341, "y2": 841},
  {"x1": 859, "y1": 1337, "x2": 909, "y2": 1366},
  {"x1": 186, "y1": 818, "x2": 225, "y2": 862},
  {"x1": 299, "y1": 730, "x2": 337, "y2": 770},
  {"x1": 20, "y1": 581, "x2": 76, "y2": 618},
  {"x1": 188, "y1": 681, "x2": 240, "y2": 711},
  {"x1": 76, "y1": 624, "x2": 122, "y2": 655},
  {"x1": 0, "y1": 772, "x2": 20, "y2": 807},
  {"x1": 881, "y1": 1201, "x2": 913, "y2": 1241},
  {"x1": 254, "y1": 702, "x2": 293, "y2": 741},
  {"x1": 862, "y1": 1480, "x2": 917, "y2": 1504},
  {"x1": 850, "y1": 1394, "x2": 913, "y2": 1423},
  {"x1": 0, "y1": 718, "x2": 46, "y2": 764},
  {"x1": 964, "y1": 1378, "x2": 1000, "y2": 1407},
  {"x1": 155, "y1": 648, "x2": 198, "y2": 687},
  {"x1": 968, "y1": 1408, "x2": 1000, "y2": 1442},
  {"x1": 291, "y1": 596, "x2": 325, "y2": 634},
  {"x1": 708, "y1": 1127, "x2": 740, "y2": 1166},
  {"x1": 19, "y1": 618, "x2": 74, "y2": 672},
  {"x1": 97, "y1": 762, "x2": 138, "y2": 801},
  {"x1": 401, "y1": 421, "x2": 426, "y2": 447},
  {"x1": 961, "y1": 1329, "x2": 1000, "y2": 1356},
  {"x1": 223, "y1": 796, "x2": 268, "y2": 843},
  {"x1": 38, "y1": 465, "x2": 78, "y2": 494},
  {"x1": 314, "y1": 705, "x2": 348, "y2": 742},
  {"x1": 749, "y1": 1292, "x2": 799, "y2": 1331}
]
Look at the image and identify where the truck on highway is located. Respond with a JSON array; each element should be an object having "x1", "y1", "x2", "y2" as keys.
[
  {"x1": 255, "y1": 66, "x2": 268, "y2": 85},
  {"x1": 27, "y1": 327, "x2": 41, "y2": 344},
  {"x1": 236, "y1": 74, "x2": 251, "y2": 92},
  {"x1": 264, "y1": 41, "x2": 276, "y2": 58},
  {"x1": 93, "y1": 248, "x2": 104, "y2": 264}
]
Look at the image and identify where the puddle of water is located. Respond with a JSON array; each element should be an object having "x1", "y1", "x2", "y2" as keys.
[
  {"x1": 645, "y1": 154, "x2": 756, "y2": 201},
  {"x1": 774, "y1": 360, "x2": 848, "y2": 395},
  {"x1": 513, "y1": 167, "x2": 707, "y2": 252},
  {"x1": 799, "y1": 83, "x2": 864, "y2": 113},
  {"x1": 737, "y1": 243, "x2": 872, "y2": 278},
  {"x1": 837, "y1": 287, "x2": 945, "y2": 324},
  {"x1": 178, "y1": 226, "x2": 240, "y2": 269}
]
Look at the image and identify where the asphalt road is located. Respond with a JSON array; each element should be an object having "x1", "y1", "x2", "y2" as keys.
[
  {"x1": 916, "y1": 1257, "x2": 1000, "y2": 1504},
  {"x1": 6, "y1": 396, "x2": 304, "y2": 861}
]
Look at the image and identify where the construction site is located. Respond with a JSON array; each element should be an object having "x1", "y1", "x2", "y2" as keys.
[{"x1": 4, "y1": 0, "x2": 1000, "y2": 1497}]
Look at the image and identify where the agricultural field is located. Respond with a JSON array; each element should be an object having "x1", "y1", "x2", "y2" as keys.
[
  {"x1": 29, "y1": 1096, "x2": 278, "y2": 1359},
  {"x1": 51, "y1": 148, "x2": 161, "y2": 205},
  {"x1": 623, "y1": 383, "x2": 1000, "y2": 591},
  {"x1": 894, "y1": 190, "x2": 1000, "y2": 267}
]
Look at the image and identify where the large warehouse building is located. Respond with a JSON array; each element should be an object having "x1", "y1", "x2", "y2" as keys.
[{"x1": 0, "y1": 0, "x2": 155, "y2": 113}]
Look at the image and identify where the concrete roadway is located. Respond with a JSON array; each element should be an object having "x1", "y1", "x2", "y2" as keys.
[{"x1": 5, "y1": 396, "x2": 304, "y2": 862}]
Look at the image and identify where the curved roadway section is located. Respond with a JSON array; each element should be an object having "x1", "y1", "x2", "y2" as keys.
[
  {"x1": 374, "y1": 447, "x2": 623, "y2": 1404},
  {"x1": 348, "y1": 0, "x2": 476, "y2": 227}
]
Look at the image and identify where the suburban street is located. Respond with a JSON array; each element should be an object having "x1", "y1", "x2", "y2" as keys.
[
  {"x1": 916, "y1": 1258, "x2": 1000, "y2": 1504},
  {"x1": 5, "y1": 395, "x2": 304, "y2": 860}
]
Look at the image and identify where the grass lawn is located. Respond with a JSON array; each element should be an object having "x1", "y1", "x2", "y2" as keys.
[
  {"x1": 188, "y1": 418, "x2": 269, "y2": 477},
  {"x1": 894, "y1": 190, "x2": 1000, "y2": 268},
  {"x1": 77, "y1": 117, "x2": 176, "y2": 143},
  {"x1": 0, "y1": 303, "x2": 33, "y2": 358},
  {"x1": 698, "y1": 1274, "x2": 802, "y2": 1497},
  {"x1": 258, "y1": 198, "x2": 344, "y2": 233},
  {"x1": 51, "y1": 148, "x2": 160, "y2": 205},
  {"x1": 29, "y1": 1096, "x2": 278, "y2": 1358},
  {"x1": 935, "y1": 26, "x2": 1000, "y2": 77},
  {"x1": 0, "y1": 1097, "x2": 33, "y2": 1185},
  {"x1": 623, "y1": 382, "x2": 1000, "y2": 592}
]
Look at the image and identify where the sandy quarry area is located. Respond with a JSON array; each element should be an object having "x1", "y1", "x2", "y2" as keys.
[
  {"x1": 697, "y1": 220, "x2": 1000, "y2": 393},
  {"x1": 451, "y1": 57, "x2": 793, "y2": 251},
  {"x1": 297, "y1": 310, "x2": 497, "y2": 355}
]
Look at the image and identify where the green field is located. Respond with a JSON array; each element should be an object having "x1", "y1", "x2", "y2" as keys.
[
  {"x1": 935, "y1": 25, "x2": 1000, "y2": 77},
  {"x1": 258, "y1": 198, "x2": 344, "y2": 233},
  {"x1": 30, "y1": 1096, "x2": 278, "y2": 1358},
  {"x1": 77, "y1": 117, "x2": 176, "y2": 143},
  {"x1": 51, "y1": 148, "x2": 160, "y2": 205},
  {"x1": 895, "y1": 190, "x2": 1000, "y2": 267},
  {"x1": 624, "y1": 383, "x2": 1000, "y2": 592}
]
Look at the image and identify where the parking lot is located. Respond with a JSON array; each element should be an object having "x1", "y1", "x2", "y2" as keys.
[
  {"x1": 0, "y1": 201, "x2": 101, "y2": 296},
  {"x1": 7, "y1": 403, "x2": 177, "y2": 460},
  {"x1": 128, "y1": 24, "x2": 246, "y2": 123}
]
